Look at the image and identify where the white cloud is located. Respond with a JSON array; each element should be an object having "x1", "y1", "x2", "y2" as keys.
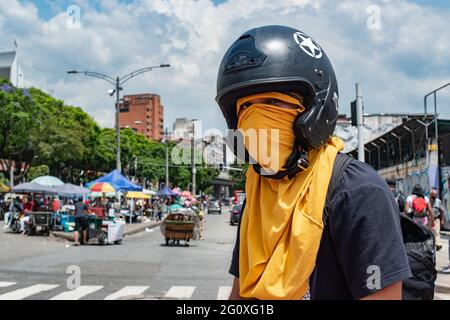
[{"x1": 0, "y1": 0, "x2": 449, "y2": 137}]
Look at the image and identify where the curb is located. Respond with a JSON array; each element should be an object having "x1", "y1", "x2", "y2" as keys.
[
  {"x1": 50, "y1": 221, "x2": 161, "y2": 242},
  {"x1": 435, "y1": 282, "x2": 450, "y2": 294},
  {"x1": 124, "y1": 221, "x2": 161, "y2": 237}
]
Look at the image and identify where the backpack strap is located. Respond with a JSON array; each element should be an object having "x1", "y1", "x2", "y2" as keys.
[{"x1": 323, "y1": 153, "x2": 353, "y2": 226}]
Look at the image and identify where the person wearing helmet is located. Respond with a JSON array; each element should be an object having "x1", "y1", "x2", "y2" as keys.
[{"x1": 217, "y1": 25, "x2": 411, "y2": 300}]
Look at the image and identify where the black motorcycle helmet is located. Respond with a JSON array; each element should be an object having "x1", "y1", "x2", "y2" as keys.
[{"x1": 216, "y1": 25, "x2": 339, "y2": 155}]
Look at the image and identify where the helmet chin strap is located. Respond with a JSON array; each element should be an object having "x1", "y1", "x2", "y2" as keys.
[{"x1": 252, "y1": 143, "x2": 310, "y2": 180}]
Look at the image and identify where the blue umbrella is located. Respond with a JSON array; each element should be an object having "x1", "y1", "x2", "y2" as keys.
[
  {"x1": 86, "y1": 169, "x2": 142, "y2": 192},
  {"x1": 158, "y1": 186, "x2": 177, "y2": 197}
]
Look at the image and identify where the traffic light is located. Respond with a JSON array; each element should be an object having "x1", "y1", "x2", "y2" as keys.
[{"x1": 350, "y1": 100, "x2": 357, "y2": 126}]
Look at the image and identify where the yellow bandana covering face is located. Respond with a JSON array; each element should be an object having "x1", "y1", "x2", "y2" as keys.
[
  {"x1": 236, "y1": 92, "x2": 344, "y2": 300},
  {"x1": 237, "y1": 92, "x2": 304, "y2": 174}
]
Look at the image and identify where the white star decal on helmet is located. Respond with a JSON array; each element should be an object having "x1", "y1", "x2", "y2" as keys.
[{"x1": 293, "y1": 31, "x2": 322, "y2": 59}]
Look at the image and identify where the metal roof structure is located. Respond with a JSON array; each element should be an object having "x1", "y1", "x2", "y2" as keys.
[{"x1": 347, "y1": 116, "x2": 450, "y2": 170}]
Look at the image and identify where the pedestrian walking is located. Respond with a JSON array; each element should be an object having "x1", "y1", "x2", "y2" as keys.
[
  {"x1": 429, "y1": 187, "x2": 444, "y2": 251},
  {"x1": 405, "y1": 184, "x2": 435, "y2": 228},
  {"x1": 73, "y1": 196, "x2": 92, "y2": 246},
  {"x1": 152, "y1": 199, "x2": 159, "y2": 221},
  {"x1": 216, "y1": 25, "x2": 412, "y2": 300},
  {"x1": 386, "y1": 178, "x2": 405, "y2": 213}
]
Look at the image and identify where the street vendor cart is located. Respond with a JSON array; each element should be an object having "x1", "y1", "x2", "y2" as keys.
[
  {"x1": 78, "y1": 215, "x2": 124, "y2": 245},
  {"x1": 160, "y1": 210, "x2": 194, "y2": 246},
  {"x1": 27, "y1": 211, "x2": 52, "y2": 236}
]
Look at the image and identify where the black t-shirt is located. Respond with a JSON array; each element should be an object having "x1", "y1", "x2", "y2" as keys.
[{"x1": 229, "y1": 159, "x2": 412, "y2": 300}]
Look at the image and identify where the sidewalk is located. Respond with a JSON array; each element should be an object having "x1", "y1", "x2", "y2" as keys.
[
  {"x1": 50, "y1": 220, "x2": 161, "y2": 242},
  {"x1": 435, "y1": 233, "x2": 450, "y2": 293}
]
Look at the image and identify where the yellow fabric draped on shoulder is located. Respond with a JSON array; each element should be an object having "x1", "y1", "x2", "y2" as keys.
[{"x1": 237, "y1": 93, "x2": 344, "y2": 300}]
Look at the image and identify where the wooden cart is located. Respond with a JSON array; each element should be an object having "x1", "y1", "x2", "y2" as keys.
[{"x1": 161, "y1": 212, "x2": 194, "y2": 246}]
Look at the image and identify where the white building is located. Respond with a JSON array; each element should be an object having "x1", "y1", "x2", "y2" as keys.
[
  {"x1": 335, "y1": 114, "x2": 408, "y2": 153},
  {"x1": 0, "y1": 51, "x2": 22, "y2": 87},
  {"x1": 171, "y1": 118, "x2": 194, "y2": 141}
]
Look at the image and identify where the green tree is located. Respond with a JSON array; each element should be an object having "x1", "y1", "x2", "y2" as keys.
[
  {"x1": 0, "y1": 78, "x2": 37, "y2": 183},
  {"x1": 228, "y1": 163, "x2": 248, "y2": 191},
  {"x1": 28, "y1": 88, "x2": 101, "y2": 183},
  {"x1": 26, "y1": 165, "x2": 50, "y2": 181}
]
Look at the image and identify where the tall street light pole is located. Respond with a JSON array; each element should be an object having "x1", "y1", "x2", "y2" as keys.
[
  {"x1": 67, "y1": 64, "x2": 170, "y2": 173},
  {"x1": 424, "y1": 82, "x2": 450, "y2": 150},
  {"x1": 191, "y1": 119, "x2": 198, "y2": 196},
  {"x1": 165, "y1": 128, "x2": 169, "y2": 188}
]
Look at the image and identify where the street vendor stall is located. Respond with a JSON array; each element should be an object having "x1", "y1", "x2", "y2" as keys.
[
  {"x1": 10, "y1": 182, "x2": 58, "y2": 236},
  {"x1": 87, "y1": 182, "x2": 115, "y2": 219}
]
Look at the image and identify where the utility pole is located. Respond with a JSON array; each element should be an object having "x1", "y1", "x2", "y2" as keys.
[
  {"x1": 356, "y1": 83, "x2": 365, "y2": 162},
  {"x1": 134, "y1": 156, "x2": 137, "y2": 180},
  {"x1": 191, "y1": 120, "x2": 198, "y2": 196},
  {"x1": 115, "y1": 77, "x2": 121, "y2": 173},
  {"x1": 192, "y1": 136, "x2": 196, "y2": 196},
  {"x1": 165, "y1": 128, "x2": 169, "y2": 187},
  {"x1": 9, "y1": 162, "x2": 14, "y2": 190}
]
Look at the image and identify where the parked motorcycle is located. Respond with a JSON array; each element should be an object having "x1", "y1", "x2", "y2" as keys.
[{"x1": 4, "y1": 211, "x2": 21, "y2": 233}]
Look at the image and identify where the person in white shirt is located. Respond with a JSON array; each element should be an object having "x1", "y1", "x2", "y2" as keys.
[{"x1": 404, "y1": 184, "x2": 434, "y2": 228}]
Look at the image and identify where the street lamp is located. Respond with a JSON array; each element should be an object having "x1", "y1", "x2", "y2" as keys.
[
  {"x1": 424, "y1": 81, "x2": 450, "y2": 160},
  {"x1": 191, "y1": 119, "x2": 199, "y2": 196},
  {"x1": 67, "y1": 64, "x2": 170, "y2": 173}
]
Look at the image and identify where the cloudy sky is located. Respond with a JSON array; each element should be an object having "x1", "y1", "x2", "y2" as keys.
[{"x1": 1, "y1": 0, "x2": 449, "y2": 134}]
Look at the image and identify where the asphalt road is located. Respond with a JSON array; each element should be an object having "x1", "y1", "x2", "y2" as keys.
[{"x1": 0, "y1": 206, "x2": 237, "y2": 300}]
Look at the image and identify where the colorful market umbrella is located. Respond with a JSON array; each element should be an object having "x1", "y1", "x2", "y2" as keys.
[
  {"x1": 87, "y1": 169, "x2": 142, "y2": 192},
  {"x1": 172, "y1": 187, "x2": 182, "y2": 196},
  {"x1": 181, "y1": 190, "x2": 192, "y2": 198},
  {"x1": 89, "y1": 182, "x2": 115, "y2": 193},
  {"x1": 126, "y1": 191, "x2": 151, "y2": 199}
]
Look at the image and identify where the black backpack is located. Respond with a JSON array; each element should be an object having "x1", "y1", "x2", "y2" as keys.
[{"x1": 327, "y1": 154, "x2": 437, "y2": 300}]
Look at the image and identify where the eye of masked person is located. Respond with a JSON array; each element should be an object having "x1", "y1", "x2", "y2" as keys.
[{"x1": 237, "y1": 97, "x2": 302, "y2": 119}]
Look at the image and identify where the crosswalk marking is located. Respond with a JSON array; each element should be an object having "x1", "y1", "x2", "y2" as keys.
[
  {"x1": 0, "y1": 284, "x2": 59, "y2": 300},
  {"x1": 164, "y1": 286, "x2": 196, "y2": 299},
  {"x1": 104, "y1": 286, "x2": 149, "y2": 300},
  {"x1": 0, "y1": 282, "x2": 16, "y2": 288},
  {"x1": 435, "y1": 293, "x2": 450, "y2": 300},
  {"x1": 50, "y1": 286, "x2": 104, "y2": 300},
  {"x1": 0, "y1": 282, "x2": 235, "y2": 300},
  {"x1": 217, "y1": 286, "x2": 231, "y2": 300}
]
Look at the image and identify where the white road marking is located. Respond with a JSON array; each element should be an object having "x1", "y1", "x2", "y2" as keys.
[
  {"x1": 50, "y1": 285, "x2": 104, "y2": 300},
  {"x1": 0, "y1": 282, "x2": 16, "y2": 288},
  {"x1": 217, "y1": 286, "x2": 232, "y2": 300},
  {"x1": 435, "y1": 293, "x2": 450, "y2": 300},
  {"x1": 104, "y1": 286, "x2": 149, "y2": 300},
  {"x1": 0, "y1": 284, "x2": 59, "y2": 300},
  {"x1": 164, "y1": 286, "x2": 196, "y2": 299}
]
